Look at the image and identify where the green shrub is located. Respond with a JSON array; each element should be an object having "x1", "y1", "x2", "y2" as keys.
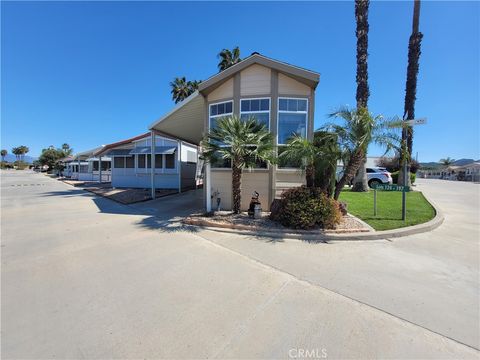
[
  {"x1": 391, "y1": 171, "x2": 416, "y2": 185},
  {"x1": 272, "y1": 186, "x2": 342, "y2": 230}
]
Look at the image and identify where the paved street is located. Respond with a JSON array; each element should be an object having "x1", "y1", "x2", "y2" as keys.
[{"x1": 1, "y1": 171, "x2": 479, "y2": 359}]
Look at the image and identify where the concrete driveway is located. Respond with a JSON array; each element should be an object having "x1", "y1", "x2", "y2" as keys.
[{"x1": 1, "y1": 171, "x2": 478, "y2": 359}]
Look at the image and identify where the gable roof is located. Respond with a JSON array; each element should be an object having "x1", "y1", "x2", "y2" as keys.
[
  {"x1": 94, "y1": 133, "x2": 151, "y2": 156},
  {"x1": 198, "y1": 53, "x2": 320, "y2": 95}
]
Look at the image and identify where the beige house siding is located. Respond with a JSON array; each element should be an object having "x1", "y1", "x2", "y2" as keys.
[
  {"x1": 208, "y1": 78, "x2": 234, "y2": 102},
  {"x1": 278, "y1": 73, "x2": 311, "y2": 96},
  {"x1": 275, "y1": 170, "x2": 305, "y2": 198},
  {"x1": 210, "y1": 170, "x2": 233, "y2": 210},
  {"x1": 240, "y1": 64, "x2": 271, "y2": 96},
  {"x1": 210, "y1": 170, "x2": 270, "y2": 211}
]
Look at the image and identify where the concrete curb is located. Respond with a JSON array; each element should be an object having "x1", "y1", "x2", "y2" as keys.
[{"x1": 183, "y1": 192, "x2": 445, "y2": 242}]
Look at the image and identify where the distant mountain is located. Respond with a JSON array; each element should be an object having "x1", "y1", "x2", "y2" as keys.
[
  {"x1": 420, "y1": 158, "x2": 479, "y2": 169},
  {"x1": 452, "y1": 158, "x2": 477, "y2": 166},
  {"x1": 420, "y1": 162, "x2": 442, "y2": 169},
  {"x1": 2, "y1": 154, "x2": 37, "y2": 164}
]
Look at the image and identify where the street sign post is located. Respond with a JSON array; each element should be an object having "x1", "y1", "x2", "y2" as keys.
[
  {"x1": 372, "y1": 184, "x2": 410, "y2": 192},
  {"x1": 387, "y1": 118, "x2": 426, "y2": 221}
]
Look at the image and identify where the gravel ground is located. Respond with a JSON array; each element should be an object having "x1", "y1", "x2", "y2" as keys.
[{"x1": 189, "y1": 211, "x2": 370, "y2": 232}]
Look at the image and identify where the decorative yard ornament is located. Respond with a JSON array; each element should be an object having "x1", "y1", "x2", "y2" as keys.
[{"x1": 248, "y1": 191, "x2": 262, "y2": 219}]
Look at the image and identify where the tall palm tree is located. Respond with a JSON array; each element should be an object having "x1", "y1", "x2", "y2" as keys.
[
  {"x1": 399, "y1": 0, "x2": 423, "y2": 185},
  {"x1": 440, "y1": 157, "x2": 455, "y2": 167},
  {"x1": 170, "y1": 77, "x2": 200, "y2": 104},
  {"x1": 1, "y1": 149, "x2": 7, "y2": 162},
  {"x1": 217, "y1": 47, "x2": 241, "y2": 72},
  {"x1": 12, "y1": 147, "x2": 21, "y2": 161},
  {"x1": 18, "y1": 146, "x2": 29, "y2": 161},
  {"x1": 323, "y1": 107, "x2": 400, "y2": 200},
  {"x1": 352, "y1": 0, "x2": 371, "y2": 192},
  {"x1": 201, "y1": 115, "x2": 275, "y2": 214}
]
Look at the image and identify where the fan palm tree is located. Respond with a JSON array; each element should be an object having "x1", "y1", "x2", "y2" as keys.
[
  {"x1": 170, "y1": 77, "x2": 200, "y2": 104},
  {"x1": 217, "y1": 47, "x2": 241, "y2": 72},
  {"x1": 280, "y1": 135, "x2": 322, "y2": 188},
  {"x1": 440, "y1": 157, "x2": 455, "y2": 167},
  {"x1": 201, "y1": 115, "x2": 275, "y2": 214},
  {"x1": 323, "y1": 107, "x2": 400, "y2": 200},
  {"x1": 313, "y1": 131, "x2": 341, "y2": 197},
  {"x1": 1, "y1": 149, "x2": 7, "y2": 162},
  {"x1": 352, "y1": 0, "x2": 371, "y2": 192}
]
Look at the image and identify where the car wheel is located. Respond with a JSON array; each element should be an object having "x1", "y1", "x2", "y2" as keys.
[{"x1": 368, "y1": 179, "x2": 381, "y2": 188}]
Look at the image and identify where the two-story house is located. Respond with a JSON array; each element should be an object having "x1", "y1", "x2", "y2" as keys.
[{"x1": 149, "y1": 53, "x2": 320, "y2": 211}]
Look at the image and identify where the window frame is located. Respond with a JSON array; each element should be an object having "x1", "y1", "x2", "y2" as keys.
[
  {"x1": 209, "y1": 100, "x2": 234, "y2": 169},
  {"x1": 240, "y1": 97, "x2": 271, "y2": 130},
  {"x1": 208, "y1": 100, "x2": 234, "y2": 131},
  {"x1": 277, "y1": 97, "x2": 309, "y2": 146}
]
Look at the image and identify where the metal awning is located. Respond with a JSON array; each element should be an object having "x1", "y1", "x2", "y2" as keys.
[
  {"x1": 129, "y1": 146, "x2": 177, "y2": 155},
  {"x1": 85, "y1": 157, "x2": 112, "y2": 162},
  {"x1": 107, "y1": 149, "x2": 133, "y2": 156}
]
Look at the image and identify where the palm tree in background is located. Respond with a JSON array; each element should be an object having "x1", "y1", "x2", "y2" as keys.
[
  {"x1": 19, "y1": 146, "x2": 29, "y2": 161},
  {"x1": 217, "y1": 47, "x2": 241, "y2": 72},
  {"x1": 201, "y1": 115, "x2": 275, "y2": 214},
  {"x1": 399, "y1": 0, "x2": 423, "y2": 186},
  {"x1": 62, "y1": 143, "x2": 73, "y2": 156},
  {"x1": 323, "y1": 107, "x2": 400, "y2": 200},
  {"x1": 170, "y1": 77, "x2": 201, "y2": 104},
  {"x1": 440, "y1": 157, "x2": 455, "y2": 167},
  {"x1": 352, "y1": 0, "x2": 371, "y2": 192},
  {"x1": 1, "y1": 149, "x2": 7, "y2": 162}
]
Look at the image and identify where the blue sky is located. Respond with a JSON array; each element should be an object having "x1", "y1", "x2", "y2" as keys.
[{"x1": 2, "y1": 1, "x2": 479, "y2": 162}]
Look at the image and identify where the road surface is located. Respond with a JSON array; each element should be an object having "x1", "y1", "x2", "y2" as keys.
[{"x1": 2, "y1": 171, "x2": 478, "y2": 359}]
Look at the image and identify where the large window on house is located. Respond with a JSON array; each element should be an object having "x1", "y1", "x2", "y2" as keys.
[
  {"x1": 137, "y1": 154, "x2": 152, "y2": 169},
  {"x1": 209, "y1": 100, "x2": 233, "y2": 168},
  {"x1": 114, "y1": 157, "x2": 124, "y2": 168},
  {"x1": 277, "y1": 98, "x2": 308, "y2": 145},
  {"x1": 240, "y1": 98, "x2": 270, "y2": 129},
  {"x1": 165, "y1": 154, "x2": 175, "y2": 169},
  {"x1": 125, "y1": 156, "x2": 134, "y2": 168},
  {"x1": 113, "y1": 156, "x2": 134, "y2": 168},
  {"x1": 209, "y1": 100, "x2": 233, "y2": 130}
]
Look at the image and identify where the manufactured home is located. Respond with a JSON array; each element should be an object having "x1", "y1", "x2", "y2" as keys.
[
  {"x1": 149, "y1": 53, "x2": 319, "y2": 211},
  {"x1": 94, "y1": 133, "x2": 198, "y2": 191},
  {"x1": 65, "y1": 147, "x2": 111, "y2": 182}
]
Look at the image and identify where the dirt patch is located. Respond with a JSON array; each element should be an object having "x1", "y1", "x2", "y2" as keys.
[{"x1": 184, "y1": 211, "x2": 371, "y2": 234}]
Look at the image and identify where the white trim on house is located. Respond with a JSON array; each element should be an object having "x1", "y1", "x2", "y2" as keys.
[
  {"x1": 240, "y1": 97, "x2": 271, "y2": 130},
  {"x1": 276, "y1": 96, "x2": 309, "y2": 146},
  {"x1": 208, "y1": 99, "x2": 234, "y2": 130}
]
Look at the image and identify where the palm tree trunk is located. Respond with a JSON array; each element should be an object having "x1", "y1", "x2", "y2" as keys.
[
  {"x1": 352, "y1": 157, "x2": 369, "y2": 191},
  {"x1": 231, "y1": 159, "x2": 242, "y2": 214},
  {"x1": 355, "y1": 0, "x2": 370, "y2": 109},
  {"x1": 352, "y1": 0, "x2": 370, "y2": 193},
  {"x1": 305, "y1": 164, "x2": 314, "y2": 188},
  {"x1": 401, "y1": 0, "x2": 423, "y2": 183},
  {"x1": 334, "y1": 149, "x2": 365, "y2": 200}
]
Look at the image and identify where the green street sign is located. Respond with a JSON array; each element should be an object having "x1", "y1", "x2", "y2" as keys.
[{"x1": 373, "y1": 184, "x2": 410, "y2": 192}]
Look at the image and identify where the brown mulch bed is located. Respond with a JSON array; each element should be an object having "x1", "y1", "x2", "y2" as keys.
[{"x1": 184, "y1": 211, "x2": 371, "y2": 234}]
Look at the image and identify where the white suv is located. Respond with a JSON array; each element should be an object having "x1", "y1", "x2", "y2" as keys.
[
  {"x1": 336, "y1": 167, "x2": 393, "y2": 188},
  {"x1": 366, "y1": 167, "x2": 393, "y2": 188}
]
